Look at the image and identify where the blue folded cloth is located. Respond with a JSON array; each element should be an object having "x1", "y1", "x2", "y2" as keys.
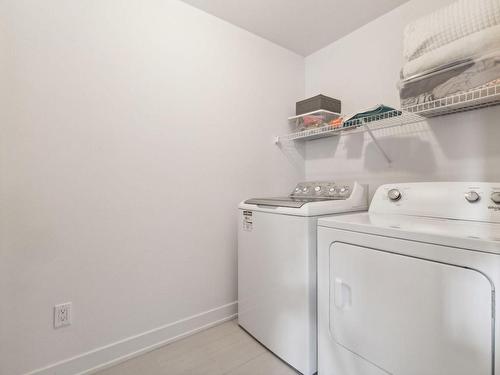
[{"x1": 343, "y1": 105, "x2": 401, "y2": 128}]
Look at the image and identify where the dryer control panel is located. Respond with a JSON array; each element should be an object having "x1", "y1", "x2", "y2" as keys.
[{"x1": 370, "y1": 182, "x2": 500, "y2": 223}]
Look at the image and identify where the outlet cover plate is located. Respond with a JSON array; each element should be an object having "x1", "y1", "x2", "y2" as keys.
[{"x1": 54, "y1": 302, "x2": 72, "y2": 328}]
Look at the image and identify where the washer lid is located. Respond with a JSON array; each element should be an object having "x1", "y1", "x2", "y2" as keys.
[
  {"x1": 244, "y1": 196, "x2": 340, "y2": 208},
  {"x1": 318, "y1": 212, "x2": 500, "y2": 254},
  {"x1": 244, "y1": 181, "x2": 356, "y2": 209},
  {"x1": 239, "y1": 182, "x2": 368, "y2": 217}
]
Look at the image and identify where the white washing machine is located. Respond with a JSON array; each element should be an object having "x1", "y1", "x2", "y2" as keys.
[
  {"x1": 238, "y1": 181, "x2": 368, "y2": 375},
  {"x1": 317, "y1": 182, "x2": 500, "y2": 375}
]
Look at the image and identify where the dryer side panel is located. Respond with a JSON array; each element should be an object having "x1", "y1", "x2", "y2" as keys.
[{"x1": 330, "y1": 242, "x2": 493, "y2": 375}]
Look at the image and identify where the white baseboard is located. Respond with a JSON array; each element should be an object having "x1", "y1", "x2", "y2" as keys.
[{"x1": 26, "y1": 302, "x2": 238, "y2": 375}]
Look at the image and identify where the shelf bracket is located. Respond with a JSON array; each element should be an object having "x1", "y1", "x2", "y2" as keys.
[{"x1": 363, "y1": 123, "x2": 392, "y2": 164}]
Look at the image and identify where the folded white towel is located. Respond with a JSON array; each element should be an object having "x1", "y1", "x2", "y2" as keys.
[
  {"x1": 402, "y1": 24, "x2": 500, "y2": 80},
  {"x1": 404, "y1": 0, "x2": 500, "y2": 63}
]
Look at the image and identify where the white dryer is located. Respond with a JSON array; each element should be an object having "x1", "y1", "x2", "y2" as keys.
[
  {"x1": 317, "y1": 182, "x2": 500, "y2": 375},
  {"x1": 238, "y1": 181, "x2": 368, "y2": 375}
]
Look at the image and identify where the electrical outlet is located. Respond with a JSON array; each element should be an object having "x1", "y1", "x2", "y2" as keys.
[{"x1": 54, "y1": 302, "x2": 72, "y2": 328}]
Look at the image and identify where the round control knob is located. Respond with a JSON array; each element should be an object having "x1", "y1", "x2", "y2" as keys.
[
  {"x1": 314, "y1": 186, "x2": 321, "y2": 192},
  {"x1": 491, "y1": 192, "x2": 500, "y2": 204},
  {"x1": 302, "y1": 187, "x2": 309, "y2": 193},
  {"x1": 388, "y1": 188, "x2": 402, "y2": 201},
  {"x1": 465, "y1": 191, "x2": 480, "y2": 203}
]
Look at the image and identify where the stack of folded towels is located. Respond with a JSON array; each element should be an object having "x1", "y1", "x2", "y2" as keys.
[{"x1": 399, "y1": 0, "x2": 500, "y2": 107}]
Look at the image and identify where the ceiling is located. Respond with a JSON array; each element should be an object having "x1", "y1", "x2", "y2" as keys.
[{"x1": 179, "y1": 0, "x2": 410, "y2": 56}]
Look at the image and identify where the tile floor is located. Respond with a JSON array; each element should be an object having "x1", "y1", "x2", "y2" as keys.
[{"x1": 94, "y1": 319, "x2": 299, "y2": 375}]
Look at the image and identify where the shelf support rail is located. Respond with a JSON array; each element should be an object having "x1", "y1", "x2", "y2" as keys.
[{"x1": 363, "y1": 123, "x2": 392, "y2": 164}]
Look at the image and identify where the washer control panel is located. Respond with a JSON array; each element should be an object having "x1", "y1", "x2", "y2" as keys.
[{"x1": 291, "y1": 181, "x2": 353, "y2": 199}]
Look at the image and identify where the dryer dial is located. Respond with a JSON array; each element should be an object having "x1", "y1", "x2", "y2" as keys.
[
  {"x1": 491, "y1": 192, "x2": 500, "y2": 204},
  {"x1": 388, "y1": 189, "x2": 402, "y2": 201},
  {"x1": 465, "y1": 191, "x2": 480, "y2": 203}
]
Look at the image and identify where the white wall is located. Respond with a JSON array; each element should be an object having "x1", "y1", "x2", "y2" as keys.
[
  {"x1": 0, "y1": 1, "x2": 304, "y2": 374},
  {"x1": 3, "y1": 0, "x2": 500, "y2": 373},
  {"x1": 305, "y1": 0, "x2": 500, "y2": 196}
]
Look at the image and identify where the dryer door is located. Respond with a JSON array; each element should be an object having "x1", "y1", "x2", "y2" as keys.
[{"x1": 330, "y1": 242, "x2": 493, "y2": 375}]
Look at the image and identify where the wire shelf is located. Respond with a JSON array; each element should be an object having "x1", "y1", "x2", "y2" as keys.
[
  {"x1": 277, "y1": 110, "x2": 424, "y2": 143},
  {"x1": 277, "y1": 83, "x2": 500, "y2": 164},
  {"x1": 287, "y1": 109, "x2": 340, "y2": 120},
  {"x1": 403, "y1": 83, "x2": 500, "y2": 117}
]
